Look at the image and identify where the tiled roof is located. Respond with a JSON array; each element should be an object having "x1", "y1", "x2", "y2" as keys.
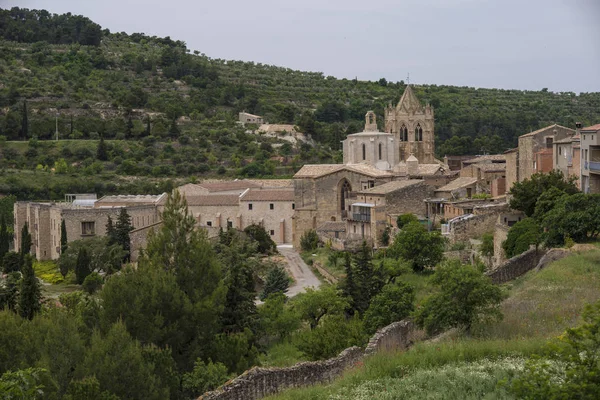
[
  {"x1": 185, "y1": 194, "x2": 240, "y2": 206},
  {"x1": 393, "y1": 162, "x2": 445, "y2": 176},
  {"x1": 96, "y1": 194, "x2": 166, "y2": 204},
  {"x1": 581, "y1": 123, "x2": 600, "y2": 132},
  {"x1": 435, "y1": 177, "x2": 478, "y2": 192},
  {"x1": 249, "y1": 179, "x2": 293, "y2": 188},
  {"x1": 553, "y1": 136, "x2": 579, "y2": 144},
  {"x1": 317, "y1": 221, "x2": 346, "y2": 232},
  {"x1": 519, "y1": 124, "x2": 574, "y2": 138},
  {"x1": 346, "y1": 131, "x2": 392, "y2": 137},
  {"x1": 293, "y1": 164, "x2": 394, "y2": 179},
  {"x1": 359, "y1": 179, "x2": 423, "y2": 194},
  {"x1": 463, "y1": 154, "x2": 506, "y2": 164},
  {"x1": 240, "y1": 189, "x2": 294, "y2": 202},
  {"x1": 198, "y1": 180, "x2": 260, "y2": 192},
  {"x1": 475, "y1": 163, "x2": 506, "y2": 172}
]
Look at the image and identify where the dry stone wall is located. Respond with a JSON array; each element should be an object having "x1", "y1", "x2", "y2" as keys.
[{"x1": 486, "y1": 247, "x2": 547, "y2": 284}]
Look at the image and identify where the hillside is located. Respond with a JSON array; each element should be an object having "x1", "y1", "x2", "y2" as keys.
[
  {"x1": 266, "y1": 247, "x2": 600, "y2": 399},
  {"x1": 2, "y1": 6, "x2": 600, "y2": 162}
]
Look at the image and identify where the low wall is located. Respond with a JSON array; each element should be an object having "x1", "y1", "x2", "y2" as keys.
[
  {"x1": 200, "y1": 318, "x2": 417, "y2": 400},
  {"x1": 448, "y1": 213, "x2": 498, "y2": 244},
  {"x1": 486, "y1": 247, "x2": 547, "y2": 284}
]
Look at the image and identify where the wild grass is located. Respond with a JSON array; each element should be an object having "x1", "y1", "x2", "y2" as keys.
[
  {"x1": 266, "y1": 338, "x2": 544, "y2": 400},
  {"x1": 33, "y1": 260, "x2": 63, "y2": 284},
  {"x1": 472, "y1": 249, "x2": 600, "y2": 339}
]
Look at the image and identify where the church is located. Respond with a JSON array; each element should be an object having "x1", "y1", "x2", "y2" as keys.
[{"x1": 292, "y1": 86, "x2": 452, "y2": 248}]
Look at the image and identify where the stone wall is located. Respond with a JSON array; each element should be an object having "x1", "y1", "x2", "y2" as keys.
[
  {"x1": 448, "y1": 212, "x2": 498, "y2": 244},
  {"x1": 486, "y1": 247, "x2": 547, "y2": 284},
  {"x1": 200, "y1": 318, "x2": 418, "y2": 400},
  {"x1": 493, "y1": 223, "x2": 509, "y2": 267}
]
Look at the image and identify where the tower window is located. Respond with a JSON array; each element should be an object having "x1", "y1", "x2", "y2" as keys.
[
  {"x1": 400, "y1": 125, "x2": 408, "y2": 141},
  {"x1": 415, "y1": 124, "x2": 423, "y2": 141},
  {"x1": 362, "y1": 143, "x2": 366, "y2": 160},
  {"x1": 378, "y1": 143, "x2": 382, "y2": 160}
]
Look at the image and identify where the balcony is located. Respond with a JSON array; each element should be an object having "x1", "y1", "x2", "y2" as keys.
[
  {"x1": 589, "y1": 161, "x2": 600, "y2": 173},
  {"x1": 349, "y1": 213, "x2": 371, "y2": 222}
]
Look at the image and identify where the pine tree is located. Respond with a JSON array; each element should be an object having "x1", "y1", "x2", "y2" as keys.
[
  {"x1": 125, "y1": 116, "x2": 133, "y2": 138},
  {"x1": 115, "y1": 208, "x2": 133, "y2": 261},
  {"x1": 96, "y1": 135, "x2": 108, "y2": 161},
  {"x1": 222, "y1": 260, "x2": 258, "y2": 333},
  {"x1": 352, "y1": 241, "x2": 382, "y2": 315},
  {"x1": 169, "y1": 118, "x2": 179, "y2": 138},
  {"x1": 260, "y1": 266, "x2": 289, "y2": 300},
  {"x1": 18, "y1": 255, "x2": 41, "y2": 320},
  {"x1": 70, "y1": 114, "x2": 74, "y2": 136},
  {"x1": 106, "y1": 216, "x2": 117, "y2": 245},
  {"x1": 75, "y1": 247, "x2": 91, "y2": 285},
  {"x1": 145, "y1": 114, "x2": 151, "y2": 137},
  {"x1": 0, "y1": 214, "x2": 9, "y2": 265},
  {"x1": 21, "y1": 100, "x2": 28, "y2": 140},
  {"x1": 340, "y1": 252, "x2": 357, "y2": 314},
  {"x1": 20, "y1": 223, "x2": 32, "y2": 258},
  {"x1": 60, "y1": 219, "x2": 68, "y2": 254}
]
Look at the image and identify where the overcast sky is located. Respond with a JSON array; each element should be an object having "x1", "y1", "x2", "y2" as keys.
[{"x1": 7, "y1": 0, "x2": 600, "y2": 92}]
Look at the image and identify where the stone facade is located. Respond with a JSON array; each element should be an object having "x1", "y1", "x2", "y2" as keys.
[
  {"x1": 580, "y1": 123, "x2": 600, "y2": 194},
  {"x1": 384, "y1": 86, "x2": 435, "y2": 163},
  {"x1": 238, "y1": 112, "x2": 264, "y2": 125},
  {"x1": 240, "y1": 190, "x2": 295, "y2": 244},
  {"x1": 14, "y1": 200, "x2": 161, "y2": 261},
  {"x1": 553, "y1": 135, "x2": 581, "y2": 189}
]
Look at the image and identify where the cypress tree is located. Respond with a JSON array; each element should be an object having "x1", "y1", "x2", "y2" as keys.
[
  {"x1": 169, "y1": 118, "x2": 179, "y2": 138},
  {"x1": 75, "y1": 247, "x2": 91, "y2": 285},
  {"x1": 97, "y1": 135, "x2": 108, "y2": 161},
  {"x1": 222, "y1": 261, "x2": 257, "y2": 333},
  {"x1": 21, "y1": 100, "x2": 28, "y2": 140},
  {"x1": 126, "y1": 115, "x2": 133, "y2": 138},
  {"x1": 60, "y1": 219, "x2": 68, "y2": 254},
  {"x1": 20, "y1": 223, "x2": 32, "y2": 258},
  {"x1": 340, "y1": 251, "x2": 357, "y2": 314},
  {"x1": 115, "y1": 208, "x2": 133, "y2": 261},
  {"x1": 106, "y1": 216, "x2": 117, "y2": 246},
  {"x1": 0, "y1": 215, "x2": 9, "y2": 264},
  {"x1": 70, "y1": 114, "x2": 74, "y2": 136},
  {"x1": 260, "y1": 266, "x2": 289, "y2": 300},
  {"x1": 145, "y1": 114, "x2": 151, "y2": 137},
  {"x1": 18, "y1": 255, "x2": 41, "y2": 320},
  {"x1": 352, "y1": 241, "x2": 382, "y2": 315}
]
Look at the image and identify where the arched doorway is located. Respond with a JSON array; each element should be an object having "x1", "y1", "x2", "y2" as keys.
[{"x1": 339, "y1": 179, "x2": 352, "y2": 216}]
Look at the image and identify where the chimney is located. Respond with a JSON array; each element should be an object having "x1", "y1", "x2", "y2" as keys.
[
  {"x1": 407, "y1": 154, "x2": 419, "y2": 176},
  {"x1": 575, "y1": 122, "x2": 582, "y2": 136}
]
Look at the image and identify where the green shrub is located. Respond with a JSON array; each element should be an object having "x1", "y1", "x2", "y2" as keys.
[
  {"x1": 82, "y1": 272, "x2": 103, "y2": 294},
  {"x1": 300, "y1": 230, "x2": 319, "y2": 252}
]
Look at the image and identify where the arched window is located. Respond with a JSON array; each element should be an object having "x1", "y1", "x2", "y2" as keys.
[
  {"x1": 415, "y1": 124, "x2": 423, "y2": 141},
  {"x1": 339, "y1": 179, "x2": 352, "y2": 213},
  {"x1": 400, "y1": 125, "x2": 408, "y2": 141},
  {"x1": 378, "y1": 143, "x2": 382, "y2": 160},
  {"x1": 362, "y1": 143, "x2": 366, "y2": 160}
]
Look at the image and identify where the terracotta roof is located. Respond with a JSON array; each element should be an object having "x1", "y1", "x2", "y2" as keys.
[
  {"x1": 435, "y1": 177, "x2": 478, "y2": 192},
  {"x1": 317, "y1": 221, "x2": 346, "y2": 232},
  {"x1": 198, "y1": 180, "x2": 260, "y2": 192},
  {"x1": 293, "y1": 164, "x2": 393, "y2": 179},
  {"x1": 240, "y1": 189, "x2": 294, "y2": 202},
  {"x1": 185, "y1": 194, "x2": 240, "y2": 206},
  {"x1": 96, "y1": 194, "x2": 166, "y2": 204},
  {"x1": 249, "y1": 179, "x2": 293, "y2": 188},
  {"x1": 519, "y1": 124, "x2": 574, "y2": 138},
  {"x1": 359, "y1": 179, "x2": 423, "y2": 194},
  {"x1": 581, "y1": 123, "x2": 600, "y2": 132},
  {"x1": 463, "y1": 154, "x2": 506, "y2": 164}
]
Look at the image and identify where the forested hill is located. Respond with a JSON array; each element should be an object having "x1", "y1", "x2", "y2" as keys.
[{"x1": 1, "y1": 6, "x2": 599, "y2": 157}]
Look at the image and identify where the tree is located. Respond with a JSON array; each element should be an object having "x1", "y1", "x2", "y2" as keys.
[
  {"x1": 352, "y1": 241, "x2": 383, "y2": 315},
  {"x1": 0, "y1": 271, "x2": 19, "y2": 311},
  {"x1": 509, "y1": 170, "x2": 579, "y2": 217},
  {"x1": 258, "y1": 292, "x2": 300, "y2": 339},
  {"x1": 480, "y1": 232, "x2": 494, "y2": 265},
  {"x1": 390, "y1": 221, "x2": 446, "y2": 272},
  {"x1": 59, "y1": 237, "x2": 125, "y2": 277},
  {"x1": 75, "y1": 247, "x2": 92, "y2": 285},
  {"x1": 20, "y1": 223, "x2": 32, "y2": 257},
  {"x1": 396, "y1": 213, "x2": 419, "y2": 229},
  {"x1": 2, "y1": 251, "x2": 21, "y2": 274},
  {"x1": 182, "y1": 359, "x2": 229, "y2": 398},
  {"x1": 243, "y1": 224, "x2": 276, "y2": 254},
  {"x1": 115, "y1": 208, "x2": 133, "y2": 261},
  {"x1": 510, "y1": 300, "x2": 600, "y2": 399},
  {"x1": 415, "y1": 260, "x2": 505, "y2": 335},
  {"x1": 0, "y1": 368, "x2": 49, "y2": 399},
  {"x1": 18, "y1": 255, "x2": 41, "y2": 320},
  {"x1": 260, "y1": 266, "x2": 289, "y2": 300},
  {"x1": 221, "y1": 259, "x2": 258, "y2": 334},
  {"x1": 539, "y1": 193, "x2": 600, "y2": 246},
  {"x1": 145, "y1": 114, "x2": 151, "y2": 137},
  {"x1": 502, "y1": 218, "x2": 541, "y2": 258},
  {"x1": 363, "y1": 281, "x2": 415, "y2": 334},
  {"x1": 291, "y1": 286, "x2": 348, "y2": 330},
  {"x1": 339, "y1": 252, "x2": 357, "y2": 313},
  {"x1": 105, "y1": 216, "x2": 116, "y2": 246},
  {"x1": 96, "y1": 136, "x2": 108, "y2": 161},
  {"x1": 125, "y1": 116, "x2": 133, "y2": 138},
  {"x1": 300, "y1": 229, "x2": 319, "y2": 252},
  {"x1": 294, "y1": 315, "x2": 366, "y2": 360},
  {"x1": 168, "y1": 118, "x2": 179, "y2": 137},
  {"x1": 0, "y1": 214, "x2": 9, "y2": 264},
  {"x1": 21, "y1": 100, "x2": 28, "y2": 140},
  {"x1": 60, "y1": 219, "x2": 68, "y2": 255},
  {"x1": 82, "y1": 272, "x2": 103, "y2": 295}
]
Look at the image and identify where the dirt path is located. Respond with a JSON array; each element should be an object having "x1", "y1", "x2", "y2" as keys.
[{"x1": 277, "y1": 245, "x2": 321, "y2": 297}]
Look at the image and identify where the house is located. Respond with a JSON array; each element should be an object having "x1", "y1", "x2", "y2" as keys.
[
  {"x1": 238, "y1": 112, "x2": 264, "y2": 125},
  {"x1": 580, "y1": 123, "x2": 600, "y2": 193}
]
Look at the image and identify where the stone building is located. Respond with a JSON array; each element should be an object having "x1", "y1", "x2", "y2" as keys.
[
  {"x1": 580, "y1": 123, "x2": 600, "y2": 193},
  {"x1": 384, "y1": 85, "x2": 436, "y2": 163},
  {"x1": 239, "y1": 189, "x2": 295, "y2": 244},
  {"x1": 293, "y1": 86, "x2": 453, "y2": 248},
  {"x1": 553, "y1": 133, "x2": 581, "y2": 189},
  {"x1": 238, "y1": 111, "x2": 264, "y2": 125},
  {"x1": 14, "y1": 194, "x2": 164, "y2": 261},
  {"x1": 505, "y1": 124, "x2": 576, "y2": 192},
  {"x1": 434, "y1": 177, "x2": 479, "y2": 200}
]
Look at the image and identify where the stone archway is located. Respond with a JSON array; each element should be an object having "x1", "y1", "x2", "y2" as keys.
[{"x1": 338, "y1": 179, "x2": 352, "y2": 216}]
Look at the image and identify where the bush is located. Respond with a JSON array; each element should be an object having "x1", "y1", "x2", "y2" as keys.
[
  {"x1": 182, "y1": 359, "x2": 229, "y2": 398},
  {"x1": 300, "y1": 230, "x2": 319, "y2": 252},
  {"x1": 363, "y1": 281, "x2": 415, "y2": 334},
  {"x1": 502, "y1": 218, "x2": 541, "y2": 258},
  {"x1": 82, "y1": 272, "x2": 103, "y2": 294},
  {"x1": 2, "y1": 251, "x2": 21, "y2": 273},
  {"x1": 390, "y1": 222, "x2": 446, "y2": 272},
  {"x1": 260, "y1": 266, "x2": 289, "y2": 300},
  {"x1": 243, "y1": 224, "x2": 276, "y2": 254},
  {"x1": 294, "y1": 315, "x2": 367, "y2": 360},
  {"x1": 396, "y1": 213, "x2": 419, "y2": 229}
]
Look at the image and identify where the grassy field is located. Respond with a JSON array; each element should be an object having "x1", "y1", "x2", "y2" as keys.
[{"x1": 264, "y1": 248, "x2": 600, "y2": 399}]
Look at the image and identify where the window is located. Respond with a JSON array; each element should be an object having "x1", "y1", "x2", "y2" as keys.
[
  {"x1": 248, "y1": 203, "x2": 253, "y2": 210},
  {"x1": 81, "y1": 221, "x2": 95, "y2": 236},
  {"x1": 378, "y1": 143, "x2": 382, "y2": 160},
  {"x1": 292, "y1": 203, "x2": 295, "y2": 210},
  {"x1": 362, "y1": 143, "x2": 366, "y2": 160},
  {"x1": 227, "y1": 220, "x2": 233, "y2": 228},
  {"x1": 206, "y1": 221, "x2": 212, "y2": 227},
  {"x1": 545, "y1": 137, "x2": 553, "y2": 148},
  {"x1": 415, "y1": 124, "x2": 423, "y2": 141},
  {"x1": 270, "y1": 230, "x2": 275, "y2": 236},
  {"x1": 400, "y1": 125, "x2": 408, "y2": 141},
  {"x1": 269, "y1": 203, "x2": 274, "y2": 210}
]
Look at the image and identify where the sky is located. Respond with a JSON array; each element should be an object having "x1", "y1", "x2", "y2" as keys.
[{"x1": 6, "y1": 0, "x2": 600, "y2": 93}]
